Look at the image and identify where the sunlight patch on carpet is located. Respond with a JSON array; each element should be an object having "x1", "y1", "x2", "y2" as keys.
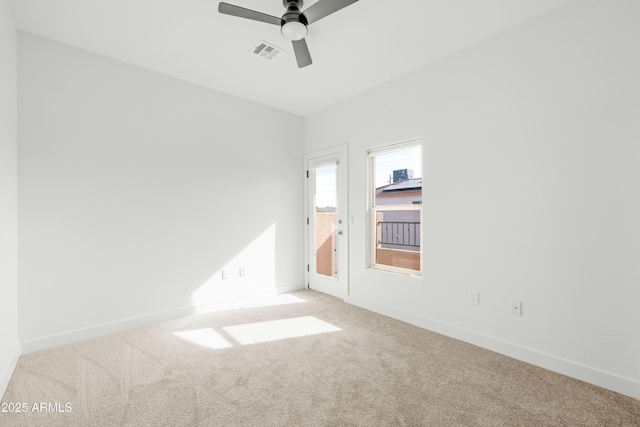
[{"x1": 222, "y1": 316, "x2": 341, "y2": 345}]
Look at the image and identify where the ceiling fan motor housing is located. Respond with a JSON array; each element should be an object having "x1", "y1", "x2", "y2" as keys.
[
  {"x1": 283, "y1": 0, "x2": 303, "y2": 9},
  {"x1": 282, "y1": 1, "x2": 307, "y2": 25},
  {"x1": 281, "y1": 0, "x2": 308, "y2": 41}
]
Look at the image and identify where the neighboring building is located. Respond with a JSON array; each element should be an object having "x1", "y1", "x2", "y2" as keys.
[
  {"x1": 376, "y1": 177, "x2": 422, "y2": 207},
  {"x1": 315, "y1": 209, "x2": 337, "y2": 278},
  {"x1": 375, "y1": 170, "x2": 422, "y2": 252}
]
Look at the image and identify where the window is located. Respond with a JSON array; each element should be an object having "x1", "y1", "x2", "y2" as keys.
[{"x1": 369, "y1": 140, "x2": 422, "y2": 275}]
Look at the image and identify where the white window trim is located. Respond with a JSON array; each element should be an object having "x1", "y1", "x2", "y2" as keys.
[{"x1": 368, "y1": 139, "x2": 423, "y2": 276}]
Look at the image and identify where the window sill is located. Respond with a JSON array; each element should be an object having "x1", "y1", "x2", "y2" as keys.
[{"x1": 370, "y1": 264, "x2": 422, "y2": 278}]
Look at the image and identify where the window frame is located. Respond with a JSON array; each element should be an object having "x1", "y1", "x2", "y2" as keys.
[{"x1": 368, "y1": 139, "x2": 423, "y2": 276}]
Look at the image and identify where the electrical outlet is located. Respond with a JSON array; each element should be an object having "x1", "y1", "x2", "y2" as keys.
[
  {"x1": 511, "y1": 300, "x2": 522, "y2": 316},
  {"x1": 469, "y1": 291, "x2": 479, "y2": 305},
  {"x1": 222, "y1": 269, "x2": 229, "y2": 279},
  {"x1": 239, "y1": 267, "x2": 246, "y2": 277}
]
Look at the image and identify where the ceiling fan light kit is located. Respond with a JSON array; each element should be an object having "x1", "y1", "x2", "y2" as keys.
[
  {"x1": 281, "y1": 21, "x2": 307, "y2": 41},
  {"x1": 218, "y1": 0, "x2": 359, "y2": 68}
]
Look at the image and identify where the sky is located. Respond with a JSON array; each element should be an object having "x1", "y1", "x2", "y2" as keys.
[
  {"x1": 314, "y1": 145, "x2": 422, "y2": 208},
  {"x1": 314, "y1": 165, "x2": 337, "y2": 208}
]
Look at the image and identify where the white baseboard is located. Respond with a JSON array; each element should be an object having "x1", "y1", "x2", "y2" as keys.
[
  {"x1": 20, "y1": 288, "x2": 281, "y2": 355},
  {"x1": 347, "y1": 295, "x2": 640, "y2": 400},
  {"x1": 0, "y1": 342, "x2": 21, "y2": 399}
]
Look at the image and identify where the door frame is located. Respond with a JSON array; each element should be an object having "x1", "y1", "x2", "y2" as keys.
[{"x1": 304, "y1": 144, "x2": 349, "y2": 300}]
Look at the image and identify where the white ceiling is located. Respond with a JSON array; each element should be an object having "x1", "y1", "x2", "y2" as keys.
[{"x1": 9, "y1": 0, "x2": 573, "y2": 116}]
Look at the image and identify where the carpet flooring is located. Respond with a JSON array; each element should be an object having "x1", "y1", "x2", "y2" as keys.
[{"x1": 1, "y1": 290, "x2": 639, "y2": 426}]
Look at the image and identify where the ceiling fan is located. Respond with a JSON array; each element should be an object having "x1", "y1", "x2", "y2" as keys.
[{"x1": 218, "y1": 0, "x2": 359, "y2": 68}]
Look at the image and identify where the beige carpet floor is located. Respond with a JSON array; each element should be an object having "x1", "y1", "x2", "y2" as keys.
[{"x1": 1, "y1": 290, "x2": 639, "y2": 426}]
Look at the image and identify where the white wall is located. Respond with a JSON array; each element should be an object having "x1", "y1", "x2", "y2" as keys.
[
  {"x1": 305, "y1": 0, "x2": 640, "y2": 399},
  {"x1": 0, "y1": 0, "x2": 20, "y2": 397},
  {"x1": 18, "y1": 33, "x2": 304, "y2": 351}
]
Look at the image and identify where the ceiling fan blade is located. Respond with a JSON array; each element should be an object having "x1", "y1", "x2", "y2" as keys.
[
  {"x1": 302, "y1": 0, "x2": 358, "y2": 25},
  {"x1": 292, "y1": 39, "x2": 312, "y2": 68},
  {"x1": 218, "y1": 2, "x2": 281, "y2": 26}
]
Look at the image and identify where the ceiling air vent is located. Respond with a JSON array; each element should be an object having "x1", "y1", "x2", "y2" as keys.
[{"x1": 251, "y1": 40, "x2": 283, "y2": 61}]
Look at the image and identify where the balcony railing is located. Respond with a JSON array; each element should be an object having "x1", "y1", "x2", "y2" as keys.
[{"x1": 377, "y1": 221, "x2": 421, "y2": 248}]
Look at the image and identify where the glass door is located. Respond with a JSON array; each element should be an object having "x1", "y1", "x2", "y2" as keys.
[
  {"x1": 306, "y1": 147, "x2": 348, "y2": 299},
  {"x1": 313, "y1": 163, "x2": 338, "y2": 278}
]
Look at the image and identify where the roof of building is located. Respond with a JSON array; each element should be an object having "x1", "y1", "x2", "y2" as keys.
[{"x1": 377, "y1": 178, "x2": 422, "y2": 193}]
